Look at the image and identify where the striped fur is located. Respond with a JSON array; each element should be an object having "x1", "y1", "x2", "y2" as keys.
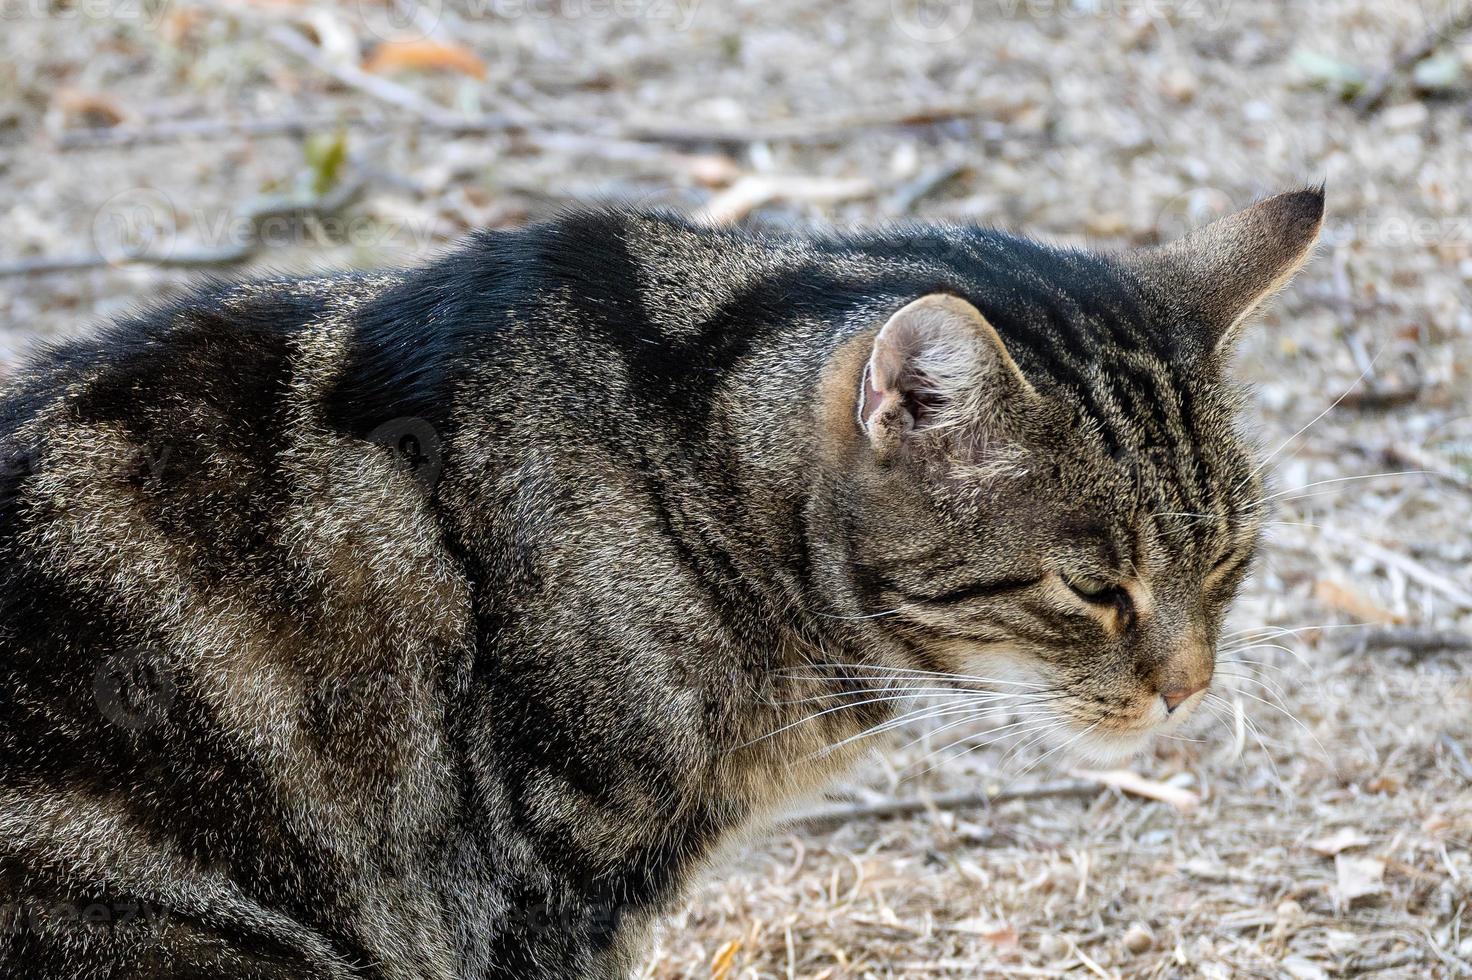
[{"x1": 0, "y1": 191, "x2": 1322, "y2": 978}]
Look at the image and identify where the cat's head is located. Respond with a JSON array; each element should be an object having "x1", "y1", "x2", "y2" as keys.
[{"x1": 817, "y1": 189, "x2": 1323, "y2": 762}]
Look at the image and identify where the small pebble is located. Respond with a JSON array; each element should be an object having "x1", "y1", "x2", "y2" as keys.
[
  {"x1": 1122, "y1": 923, "x2": 1154, "y2": 954},
  {"x1": 1038, "y1": 934, "x2": 1069, "y2": 959}
]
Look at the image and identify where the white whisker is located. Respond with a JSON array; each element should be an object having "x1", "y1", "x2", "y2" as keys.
[{"x1": 1234, "y1": 343, "x2": 1386, "y2": 495}]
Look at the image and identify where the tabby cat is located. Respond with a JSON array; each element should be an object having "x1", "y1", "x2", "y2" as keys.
[{"x1": 0, "y1": 188, "x2": 1322, "y2": 978}]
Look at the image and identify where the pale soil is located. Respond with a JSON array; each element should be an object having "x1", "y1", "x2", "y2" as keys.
[{"x1": 1, "y1": 1, "x2": 1469, "y2": 976}]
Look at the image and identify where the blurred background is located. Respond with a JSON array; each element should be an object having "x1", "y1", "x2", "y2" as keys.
[{"x1": 2, "y1": 0, "x2": 1470, "y2": 976}]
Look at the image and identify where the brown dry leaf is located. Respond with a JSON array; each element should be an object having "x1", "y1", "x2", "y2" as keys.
[
  {"x1": 161, "y1": 7, "x2": 204, "y2": 45},
  {"x1": 1422, "y1": 814, "x2": 1454, "y2": 835},
  {"x1": 695, "y1": 175, "x2": 876, "y2": 225},
  {"x1": 53, "y1": 88, "x2": 133, "y2": 127},
  {"x1": 363, "y1": 40, "x2": 488, "y2": 79},
  {"x1": 1069, "y1": 769, "x2": 1200, "y2": 811},
  {"x1": 1313, "y1": 579, "x2": 1405, "y2": 625},
  {"x1": 1334, "y1": 854, "x2": 1386, "y2": 905},
  {"x1": 708, "y1": 939, "x2": 740, "y2": 980},
  {"x1": 1365, "y1": 775, "x2": 1402, "y2": 795},
  {"x1": 1308, "y1": 826, "x2": 1371, "y2": 857},
  {"x1": 944, "y1": 918, "x2": 1018, "y2": 949}
]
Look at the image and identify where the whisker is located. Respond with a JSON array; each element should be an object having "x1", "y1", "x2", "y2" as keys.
[
  {"x1": 781, "y1": 663, "x2": 1046, "y2": 689},
  {"x1": 741, "y1": 690, "x2": 928, "y2": 748},
  {"x1": 904, "y1": 709, "x2": 1060, "y2": 760},
  {"x1": 1265, "y1": 469, "x2": 1429, "y2": 501},
  {"x1": 810, "y1": 698, "x2": 1003, "y2": 758},
  {"x1": 1014, "y1": 719, "x2": 1102, "y2": 780},
  {"x1": 773, "y1": 686, "x2": 1047, "y2": 707},
  {"x1": 908, "y1": 720, "x2": 1063, "y2": 779},
  {"x1": 1228, "y1": 686, "x2": 1332, "y2": 764},
  {"x1": 1234, "y1": 343, "x2": 1386, "y2": 495}
]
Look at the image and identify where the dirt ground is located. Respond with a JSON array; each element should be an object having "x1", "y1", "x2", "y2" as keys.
[{"x1": 2, "y1": 0, "x2": 1470, "y2": 977}]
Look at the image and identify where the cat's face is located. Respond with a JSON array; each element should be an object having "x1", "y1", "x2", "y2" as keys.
[
  {"x1": 818, "y1": 190, "x2": 1323, "y2": 762},
  {"x1": 835, "y1": 377, "x2": 1265, "y2": 761}
]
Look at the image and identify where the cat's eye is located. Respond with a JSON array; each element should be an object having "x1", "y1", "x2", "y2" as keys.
[
  {"x1": 1061, "y1": 574, "x2": 1134, "y2": 621},
  {"x1": 1062, "y1": 573, "x2": 1114, "y2": 600}
]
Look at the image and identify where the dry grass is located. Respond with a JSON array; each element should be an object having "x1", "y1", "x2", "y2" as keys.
[{"x1": 1, "y1": 0, "x2": 1469, "y2": 976}]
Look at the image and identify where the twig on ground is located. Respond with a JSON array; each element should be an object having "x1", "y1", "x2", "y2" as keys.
[
  {"x1": 1345, "y1": 948, "x2": 1426, "y2": 975},
  {"x1": 885, "y1": 161, "x2": 970, "y2": 214},
  {"x1": 1352, "y1": 7, "x2": 1472, "y2": 115},
  {"x1": 620, "y1": 101, "x2": 1010, "y2": 146},
  {"x1": 1379, "y1": 442, "x2": 1472, "y2": 494},
  {"x1": 782, "y1": 779, "x2": 1102, "y2": 831},
  {"x1": 55, "y1": 114, "x2": 367, "y2": 150},
  {"x1": 1346, "y1": 627, "x2": 1472, "y2": 657},
  {"x1": 1315, "y1": 527, "x2": 1472, "y2": 610},
  {"x1": 55, "y1": 95, "x2": 1016, "y2": 153}
]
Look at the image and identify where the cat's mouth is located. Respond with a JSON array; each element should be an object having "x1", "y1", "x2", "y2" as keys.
[{"x1": 1041, "y1": 689, "x2": 1205, "y2": 765}]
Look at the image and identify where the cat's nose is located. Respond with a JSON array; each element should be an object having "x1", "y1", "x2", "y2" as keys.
[{"x1": 1161, "y1": 682, "x2": 1207, "y2": 713}]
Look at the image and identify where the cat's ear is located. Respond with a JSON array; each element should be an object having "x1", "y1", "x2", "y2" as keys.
[
  {"x1": 858, "y1": 293, "x2": 1036, "y2": 454},
  {"x1": 1125, "y1": 187, "x2": 1324, "y2": 354}
]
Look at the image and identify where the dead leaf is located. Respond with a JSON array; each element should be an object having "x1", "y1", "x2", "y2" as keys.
[
  {"x1": 1422, "y1": 813, "x2": 1453, "y2": 835},
  {"x1": 694, "y1": 175, "x2": 875, "y2": 225},
  {"x1": 1365, "y1": 775, "x2": 1402, "y2": 795},
  {"x1": 53, "y1": 89, "x2": 133, "y2": 128},
  {"x1": 709, "y1": 938, "x2": 740, "y2": 980},
  {"x1": 1334, "y1": 854, "x2": 1385, "y2": 905},
  {"x1": 945, "y1": 918, "x2": 1018, "y2": 948},
  {"x1": 1309, "y1": 827, "x2": 1371, "y2": 857},
  {"x1": 1069, "y1": 769, "x2": 1200, "y2": 811},
  {"x1": 363, "y1": 40, "x2": 487, "y2": 79},
  {"x1": 1313, "y1": 579, "x2": 1404, "y2": 625}
]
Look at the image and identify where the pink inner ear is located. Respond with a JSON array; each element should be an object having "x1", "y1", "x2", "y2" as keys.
[{"x1": 858, "y1": 361, "x2": 887, "y2": 426}]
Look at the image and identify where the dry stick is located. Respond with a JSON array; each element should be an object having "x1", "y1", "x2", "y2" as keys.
[
  {"x1": 56, "y1": 113, "x2": 371, "y2": 150},
  {"x1": 1352, "y1": 7, "x2": 1472, "y2": 116},
  {"x1": 1345, "y1": 949, "x2": 1425, "y2": 975},
  {"x1": 1351, "y1": 627, "x2": 1472, "y2": 656},
  {"x1": 266, "y1": 25, "x2": 489, "y2": 131},
  {"x1": 57, "y1": 101, "x2": 1007, "y2": 151},
  {"x1": 59, "y1": 36, "x2": 1008, "y2": 153},
  {"x1": 1380, "y1": 442, "x2": 1472, "y2": 493},
  {"x1": 1315, "y1": 526, "x2": 1472, "y2": 610},
  {"x1": 782, "y1": 778, "x2": 1102, "y2": 831}
]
